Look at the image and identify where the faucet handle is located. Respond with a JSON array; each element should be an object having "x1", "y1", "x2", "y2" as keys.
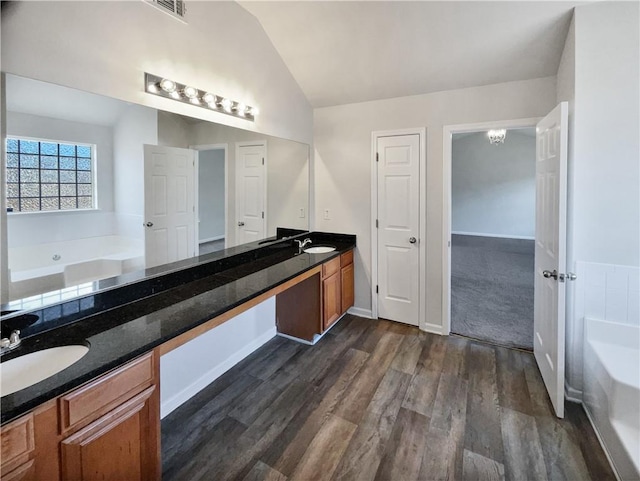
[{"x1": 10, "y1": 330, "x2": 20, "y2": 343}]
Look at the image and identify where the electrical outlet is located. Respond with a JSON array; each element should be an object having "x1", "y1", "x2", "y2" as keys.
[
  {"x1": 323, "y1": 209, "x2": 330, "y2": 220},
  {"x1": 299, "y1": 207, "x2": 305, "y2": 218}
]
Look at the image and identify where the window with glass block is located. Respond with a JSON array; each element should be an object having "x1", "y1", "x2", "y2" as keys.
[{"x1": 5, "y1": 138, "x2": 94, "y2": 212}]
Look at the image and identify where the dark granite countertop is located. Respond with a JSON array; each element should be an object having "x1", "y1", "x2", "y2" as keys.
[{"x1": 0, "y1": 231, "x2": 355, "y2": 425}]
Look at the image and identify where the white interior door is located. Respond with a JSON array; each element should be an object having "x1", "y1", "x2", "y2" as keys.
[
  {"x1": 534, "y1": 102, "x2": 568, "y2": 418},
  {"x1": 376, "y1": 134, "x2": 420, "y2": 326},
  {"x1": 144, "y1": 145, "x2": 196, "y2": 269},
  {"x1": 236, "y1": 142, "x2": 266, "y2": 245}
]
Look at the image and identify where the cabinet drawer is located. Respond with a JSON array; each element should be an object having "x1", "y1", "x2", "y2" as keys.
[
  {"x1": 59, "y1": 352, "x2": 154, "y2": 433},
  {"x1": 340, "y1": 250, "x2": 353, "y2": 267},
  {"x1": 0, "y1": 414, "x2": 34, "y2": 473},
  {"x1": 322, "y1": 257, "x2": 340, "y2": 279}
]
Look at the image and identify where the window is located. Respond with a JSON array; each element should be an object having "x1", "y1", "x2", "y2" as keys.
[{"x1": 6, "y1": 138, "x2": 95, "y2": 212}]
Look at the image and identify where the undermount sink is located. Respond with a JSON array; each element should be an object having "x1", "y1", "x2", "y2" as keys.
[
  {"x1": 1, "y1": 345, "x2": 89, "y2": 397},
  {"x1": 304, "y1": 246, "x2": 336, "y2": 254}
]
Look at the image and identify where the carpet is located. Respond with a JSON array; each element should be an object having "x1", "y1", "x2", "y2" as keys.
[{"x1": 451, "y1": 234, "x2": 534, "y2": 350}]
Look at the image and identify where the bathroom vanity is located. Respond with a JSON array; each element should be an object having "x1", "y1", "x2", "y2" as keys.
[{"x1": 0, "y1": 231, "x2": 355, "y2": 480}]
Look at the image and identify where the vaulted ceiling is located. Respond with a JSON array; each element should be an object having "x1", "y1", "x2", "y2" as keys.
[{"x1": 239, "y1": 1, "x2": 579, "y2": 108}]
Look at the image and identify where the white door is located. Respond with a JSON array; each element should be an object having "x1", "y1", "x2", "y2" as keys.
[
  {"x1": 144, "y1": 145, "x2": 196, "y2": 269},
  {"x1": 236, "y1": 142, "x2": 266, "y2": 245},
  {"x1": 534, "y1": 102, "x2": 569, "y2": 418},
  {"x1": 376, "y1": 134, "x2": 420, "y2": 326}
]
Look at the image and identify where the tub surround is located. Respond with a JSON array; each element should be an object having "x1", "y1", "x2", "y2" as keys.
[{"x1": 0, "y1": 231, "x2": 356, "y2": 425}]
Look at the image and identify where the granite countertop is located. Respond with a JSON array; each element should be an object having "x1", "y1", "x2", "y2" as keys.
[{"x1": 0, "y1": 232, "x2": 355, "y2": 425}]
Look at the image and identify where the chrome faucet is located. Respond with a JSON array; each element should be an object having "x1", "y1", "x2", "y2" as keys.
[
  {"x1": 0, "y1": 330, "x2": 21, "y2": 353},
  {"x1": 294, "y1": 238, "x2": 312, "y2": 254}
]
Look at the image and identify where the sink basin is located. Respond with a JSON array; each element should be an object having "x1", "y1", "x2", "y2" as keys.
[
  {"x1": 304, "y1": 246, "x2": 336, "y2": 254},
  {"x1": 1, "y1": 345, "x2": 89, "y2": 397}
]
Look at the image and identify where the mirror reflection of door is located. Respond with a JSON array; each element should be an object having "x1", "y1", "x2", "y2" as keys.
[
  {"x1": 235, "y1": 141, "x2": 266, "y2": 245},
  {"x1": 143, "y1": 145, "x2": 196, "y2": 269},
  {"x1": 196, "y1": 147, "x2": 226, "y2": 255}
]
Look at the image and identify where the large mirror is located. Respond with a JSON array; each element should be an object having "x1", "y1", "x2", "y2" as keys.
[{"x1": 1, "y1": 74, "x2": 310, "y2": 306}]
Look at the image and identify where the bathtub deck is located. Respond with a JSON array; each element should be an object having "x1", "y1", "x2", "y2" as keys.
[{"x1": 162, "y1": 315, "x2": 616, "y2": 481}]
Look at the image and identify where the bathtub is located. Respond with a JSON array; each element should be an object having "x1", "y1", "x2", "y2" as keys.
[
  {"x1": 8, "y1": 236, "x2": 144, "y2": 300},
  {"x1": 584, "y1": 318, "x2": 640, "y2": 480}
]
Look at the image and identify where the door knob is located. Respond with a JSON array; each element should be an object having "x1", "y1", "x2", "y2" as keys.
[
  {"x1": 238, "y1": 222, "x2": 245, "y2": 227},
  {"x1": 543, "y1": 269, "x2": 558, "y2": 280},
  {"x1": 409, "y1": 237, "x2": 417, "y2": 244},
  {"x1": 145, "y1": 222, "x2": 153, "y2": 227}
]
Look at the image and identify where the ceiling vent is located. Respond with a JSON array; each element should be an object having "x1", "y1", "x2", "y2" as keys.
[{"x1": 145, "y1": 0, "x2": 186, "y2": 20}]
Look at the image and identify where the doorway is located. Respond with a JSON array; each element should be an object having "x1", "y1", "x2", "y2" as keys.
[
  {"x1": 195, "y1": 146, "x2": 227, "y2": 255},
  {"x1": 449, "y1": 127, "x2": 536, "y2": 350}
]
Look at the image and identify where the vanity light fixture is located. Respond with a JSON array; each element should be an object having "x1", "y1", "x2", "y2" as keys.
[
  {"x1": 144, "y1": 73, "x2": 257, "y2": 122},
  {"x1": 487, "y1": 129, "x2": 506, "y2": 145}
]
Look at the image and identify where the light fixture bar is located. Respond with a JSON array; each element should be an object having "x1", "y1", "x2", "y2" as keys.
[{"x1": 144, "y1": 73, "x2": 257, "y2": 122}]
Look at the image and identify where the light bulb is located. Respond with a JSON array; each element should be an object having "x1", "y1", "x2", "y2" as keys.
[
  {"x1": 202, "y1": 92, "x2": 216, "y2": 105},
  {"x1": 249, "y1": 107, "x2": 259, "y2": 117},
  {"x1": 236, "y1": 103, "x2": 247, "y2": 116},
  {"x1": 160, "y1": 78, "x2": 177, "y2": 93},
  {"x1": 183, "y1": 86, "x2": 198, "y2": 99},
  {"x1": 147, "y1": 83, "x2": 159, "y2": 93},
  {"x1": 221, "y1": 98, "x2": 232, "y2": 112}
]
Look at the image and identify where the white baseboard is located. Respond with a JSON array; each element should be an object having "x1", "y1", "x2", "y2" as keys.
[
  {"x1": 564, "y1": 381, "x2": 583, "y2": 403},
  {"x1": 422, "y1": 322, "x2": 445, "y2": 335},
  {"x1": 348, "y1": 307, "x2": 373, "y2": 319},
  {"x1": 199, "y1": 235, "x2": 225, "y2": 244},
  {"x1": 452, "y1": 231, "x2": 535, "y2": 241},
  {"x1": 160, "y1": 327, "x2": 276, "y2": 418}
]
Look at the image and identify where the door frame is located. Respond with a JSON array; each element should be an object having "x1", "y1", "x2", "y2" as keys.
[
  {"x1": 371, "y1": 128, "x2": 427, "y2": 329},
  {"x1": 235, "y1": 140, "x2": 268, "y2": 242},
  {"x1": 190, "y1": 143, "x2": 229, "y2": 250},
  {"x1": 442, "y1": 117, "x2": 541, "y2": 335}
]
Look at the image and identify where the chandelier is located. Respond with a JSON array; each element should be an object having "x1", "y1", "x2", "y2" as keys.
[{"x1": 487, "y1": 129, "x2": 506, "y2": 145}]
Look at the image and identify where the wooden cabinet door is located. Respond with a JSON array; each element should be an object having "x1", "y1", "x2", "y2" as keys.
[
  {"x1": 323, "y1": 272, "x2": 341, "y2": 330},
  {"x1": 60, "y1": 386, "x2": 159, "y2": 481},
  {"x1": 341, "y1": 262, "x2": 354, "y2": 314},
  {"x1": 2, "y1": 460, "x2": 35, "y2": 481}
]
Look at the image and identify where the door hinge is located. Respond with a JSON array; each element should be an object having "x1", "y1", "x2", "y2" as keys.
[
  {"x1": 262, "y1": 158, "x2": 265, "y2": 165},
  {"x1": 376, "y1": 285, "x2": 379, "y2": 294},
  {"x1": 261, "y1": 211, "x2": 264, "y2": 219},
  {"x1": 376, "y1": 219, "x2": 379, "y2": 228},
  {"x1": 376, "y1": 152, "x2": 379, "y2": 162}
]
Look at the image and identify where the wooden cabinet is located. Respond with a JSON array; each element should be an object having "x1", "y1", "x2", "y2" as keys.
[
  {"x1": 59, "y1": 351, "x2": 160, "y2": 481},
  {"x1": 276, "y1": 248, "x2": 356, "y2": 341},
  {"x1": 0, "y1": 414, "x2": 35, "y2": 481},
  {"x1": 322, "y1": 270, "x2": 342, "y2": 330},
  {"x1": 0, "y1": 351, "x2": 160, "y2": 481},
  {"x1": 323, "y1": 249, "x2": 355, "y2": 331}
]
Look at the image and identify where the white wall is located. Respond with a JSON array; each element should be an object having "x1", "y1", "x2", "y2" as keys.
[
  {"x1": 157, "y1": 111, "x2": 192, "y2": 149},
  {"x1": 6, "y1": 111, "x2": 117, "y2": 248},
  {"x1": 572, "y1": 2, "x2": 639, "y2": 267},
  {"x1": 267, "y1": 137, "x2": 309, "y2": 236},
  {"x1": 198, "y1": 149, "x2": 226, "y2": 242},
  {"x1": 190, "y1": 120, "x2": 310, "y2": 246},
  {"x1": 314, "y1": 76, "x2": 557, "y2": 325},
  {"x1": 113, "y1": 104, "x2": 158, "y2": 240},
  {"x1": 557, "y1": 2, "x2": 639, "y2": 412},
  {"x1": 0, "y1": 1, "x2": 312, "y2": 145},
  {"x1": 160, "y1": 297, "x2": 276, "y2": 418},
  {"x1": 452, "y1": 130, "x2": 536, "y2": 239}
]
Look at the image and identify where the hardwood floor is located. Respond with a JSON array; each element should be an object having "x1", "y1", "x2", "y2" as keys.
[{"x1": 161, "y1": 315, "x2": 614, "y2": 481}]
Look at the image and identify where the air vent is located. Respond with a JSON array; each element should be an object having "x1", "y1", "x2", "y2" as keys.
[{"x1": 145, "y1": 0, "x2": 186, "y2": 20}]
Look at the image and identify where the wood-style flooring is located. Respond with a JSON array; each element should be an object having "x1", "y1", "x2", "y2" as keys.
[{"x1": 161, "y1": 315, "x2": 614, "y2": 481}]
